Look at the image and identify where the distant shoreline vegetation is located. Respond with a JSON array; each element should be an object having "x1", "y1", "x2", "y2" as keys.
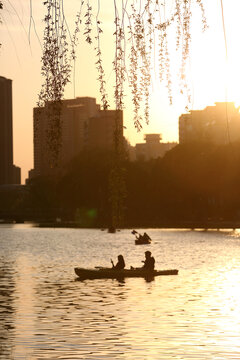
[{"x1": 1, "y1": 142, "x2": 240, "y2": 227}]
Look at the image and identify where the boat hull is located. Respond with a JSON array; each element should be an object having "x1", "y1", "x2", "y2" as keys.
[
  {"x1": 74, "y1": 267, "x2": 178, "y2": 279},
  {"x1": 135, "y1": 239, "x2": 151, "y2": 245}
]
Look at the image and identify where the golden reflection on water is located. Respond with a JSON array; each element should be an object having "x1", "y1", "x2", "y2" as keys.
[
  {"x1": 1, "y1": 226, "x2": 240, "y2": 359},
  {"x1": 212, "y1": 266, "x2": 240, "y2": 335},
  {"x1": 12, "y1": 255, "x2": 36, "y2": 359}
]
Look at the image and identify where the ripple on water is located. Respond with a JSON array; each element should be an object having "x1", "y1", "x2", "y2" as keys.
[{"x1": 1, "y1": 226, "x2": 240, "y2": 359}]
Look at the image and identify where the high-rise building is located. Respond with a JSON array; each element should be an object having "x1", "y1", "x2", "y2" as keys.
[
  {"x1": 31, "y1": 97, "x2": 123, "y2": 178},
  {"x1": 0, "y1": 76, "x2": 21, "y2": 184},
  {"x1": 88, "y1": 110, "x2": 123, "y2": 150},
  {"x1": 179, "y1": 102, "x2": 240, "y2": 145}
]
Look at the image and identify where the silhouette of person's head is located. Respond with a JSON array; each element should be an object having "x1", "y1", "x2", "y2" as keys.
[
  {"x1": 118, "y1": 255, "x2": 124, "y2": 262},
  {"x1": 145, "y1": 251, "x2": 151, "y2": 258}
]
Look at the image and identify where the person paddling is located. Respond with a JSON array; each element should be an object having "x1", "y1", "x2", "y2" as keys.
[
  {"x1": 142, "y1": 251, "x2": 155, "y2": 271},
  {"x1": 111, "y1": 255, "x2": 125, "y2": 270}
]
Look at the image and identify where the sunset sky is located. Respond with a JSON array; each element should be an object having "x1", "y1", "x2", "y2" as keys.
[{"x1": 1, "y1": 0, "x2": 240, "y2": 183}]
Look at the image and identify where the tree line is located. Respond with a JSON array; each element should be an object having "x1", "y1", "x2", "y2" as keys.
[{"x1": 2, "y1": 142, "x2": 240, "y2": 227}]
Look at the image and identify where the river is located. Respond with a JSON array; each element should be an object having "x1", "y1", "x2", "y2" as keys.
[{"x1": 0, "y1": 224, "x2": 240, "y2": 359}]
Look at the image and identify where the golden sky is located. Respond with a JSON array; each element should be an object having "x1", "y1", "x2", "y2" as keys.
[{"x1": 1, "y1": 0, "x2": 239, "y2": 183}]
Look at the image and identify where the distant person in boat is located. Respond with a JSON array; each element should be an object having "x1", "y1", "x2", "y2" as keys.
[
  {"x1": 142, "y1": 232, "x2": 151, "y2": 242},
  {"x1": 142, "y1": 251, "x2": 155, "y2": 270},
  {"x1": 132, "y1": 230, "x2": 151, "y2": 242},
  {"x1": 111, "y1": 255, "x2": 125, "y2": 270}
]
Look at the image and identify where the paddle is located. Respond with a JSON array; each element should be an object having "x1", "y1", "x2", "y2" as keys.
[
  {"x1": 95, "y1": 259, "x2": 114, "y2": 270},
  {"x1": 131, "y1": 229, "x2": 141, "y2": 240}
]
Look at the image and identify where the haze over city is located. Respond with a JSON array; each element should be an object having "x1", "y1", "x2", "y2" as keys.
[{"x1": 2, "y1": 0, "x2": 240, "y2": 182}]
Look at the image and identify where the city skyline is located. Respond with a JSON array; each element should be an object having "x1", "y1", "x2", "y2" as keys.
[
  {"x1": 2, "y1": 1, "x2": 240, "y2": 182},
  {"x1": 2, "y1": 74, "x2": 240, "y2": 184},
  {"x1": 31, "y1": 97, "x2": 124, "y2": 179}
]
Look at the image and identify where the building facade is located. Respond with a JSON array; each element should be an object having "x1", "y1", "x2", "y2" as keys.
[
  {"x1": 0, "y1": 76, "x2": 21, "y2": 184},
  {"x1": 88, "y1": 110, "x2": 123, "y2": 150},
  {"x1": 31, "y1": 97, "x2": 123, "y2": 178},
  {"x1": 179, "y1": 102, "x2": 240, "y2": 145}
]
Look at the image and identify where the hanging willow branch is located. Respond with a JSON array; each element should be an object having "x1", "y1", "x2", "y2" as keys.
[
  {"x1": 95, "y1": 0, "x2": 109, "y2": 110},
  {"x1": 38, "y1": 0, "x2": 72, "y2": 166},
  {"x1": 113, "y1": 2, "x2": 126, "y2": 112},
  {"x1": 35, "y1": 0, "x2": 207, "y2": 227},
  {"x1": 37, "y1": 0, "x2": 207, "y2": 137}
]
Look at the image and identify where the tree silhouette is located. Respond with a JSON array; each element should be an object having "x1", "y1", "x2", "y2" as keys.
[
  {"x1": 0, "y1": 1, "x2": 208, "y2": 228},
  {"x1": 34, "y1": 1, "x2": 207, "y2": 228}
]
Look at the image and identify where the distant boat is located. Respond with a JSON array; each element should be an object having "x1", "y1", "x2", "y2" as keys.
[
  {"x1": 132, "y1": 230, "x2": 152, "y2": 245},
  {"x1": 74, "y1": 267, "x2": 178, "y2": 280}
]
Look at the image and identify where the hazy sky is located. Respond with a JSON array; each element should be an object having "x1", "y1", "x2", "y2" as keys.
[{"x1": 1, "y1": 0, "x2": 240, "y2": 183}]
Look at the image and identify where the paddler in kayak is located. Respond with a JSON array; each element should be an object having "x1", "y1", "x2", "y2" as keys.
[
  {"x1": 130, "y1": 251, "x2": 155, "y2": 271},
  {"x1": 111, "y1": 255, "x2": 125, "y2": 270},
  {"x1": 142, "y1": 251, "x2": 155, "y2": 270}
]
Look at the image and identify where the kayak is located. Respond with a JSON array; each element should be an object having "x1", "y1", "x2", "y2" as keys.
[
  {"x1": 135, "y1": 238, "x2": 151, "y2": 245},
  {"x1": 74, "y1": 267, "x2": 178, "y2": 279},
  {"x1": 74, "y1": 268, "x2": 178, "y2": 279}
]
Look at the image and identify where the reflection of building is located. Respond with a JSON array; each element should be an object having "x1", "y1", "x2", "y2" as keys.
[
  {"x1": 132, "y1": 134, "x2": 177, "y2": 161},
  {"x1": 31, "y1": 97, "x2": 123, "y2": 178},
  {"x1": 179, "y1": 102, "x2": 240, "y2": 144},
  {"x1": 0, "y1": 76, "x2": 21, "y2": 184}
]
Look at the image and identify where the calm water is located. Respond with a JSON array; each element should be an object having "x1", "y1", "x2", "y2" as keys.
[{"x1": 1, "y1": 225, "x2": 240, "y2": 359}]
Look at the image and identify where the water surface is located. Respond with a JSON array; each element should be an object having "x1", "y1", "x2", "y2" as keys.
[{"x1": 1, "y1": 225, "x2": 240, "y2": 359}]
